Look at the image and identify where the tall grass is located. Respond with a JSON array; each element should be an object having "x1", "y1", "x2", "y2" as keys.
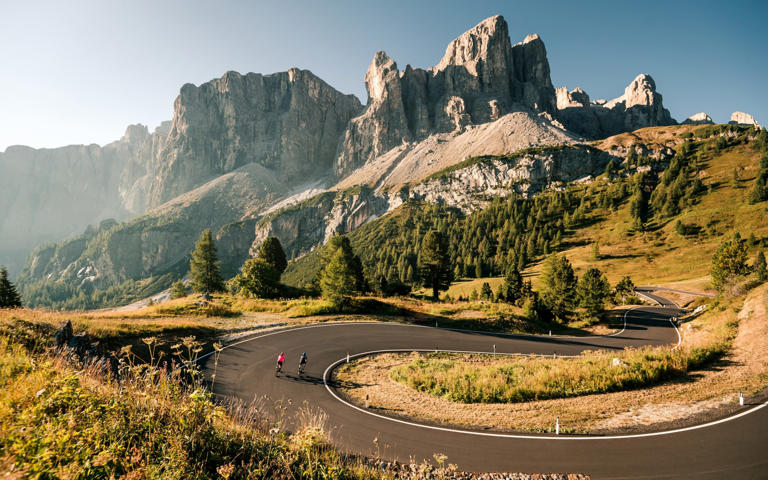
[
  {"x1": 0, "y1": 320, "x2": 381, "y2": 479},
  {"x1": 390, "y1": 306, "x2": 738, "y2": 403}
]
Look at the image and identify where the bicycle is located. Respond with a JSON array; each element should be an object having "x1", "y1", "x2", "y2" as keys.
[
  {"x1": 275, "y1": 362, "x2": 283, "y2": 375},
  {"x1": 298, "y1": 362, "x2": 306, "y2": 376}
]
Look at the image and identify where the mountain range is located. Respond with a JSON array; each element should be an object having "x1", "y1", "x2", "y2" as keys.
[{"x1": 2, "y1": 15, "x2": 759, "y2": 308}]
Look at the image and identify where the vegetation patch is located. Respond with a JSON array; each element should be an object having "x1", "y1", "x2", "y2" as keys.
[{"x1": 0, "y1": 319, "x2": 381, "y2": 479}]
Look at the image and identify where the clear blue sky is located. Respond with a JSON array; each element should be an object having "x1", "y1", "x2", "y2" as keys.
[{"x1": 1, "y1": 0, "x2": 766, "y2": 151}]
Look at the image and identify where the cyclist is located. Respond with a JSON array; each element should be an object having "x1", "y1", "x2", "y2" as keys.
[
  {"x1": 298, "y1": 352, "x2": 308, "y2": 375},
  {"x1": 276, "y1": 352, "x2": 286, "y2": 374}
]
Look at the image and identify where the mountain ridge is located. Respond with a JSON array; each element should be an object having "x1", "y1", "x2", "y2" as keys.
[{"x1": 10, "y1": 14, "x2": 732, "y2": 309}]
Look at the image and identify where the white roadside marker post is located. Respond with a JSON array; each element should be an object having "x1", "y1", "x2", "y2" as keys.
[
  {"x1": 556, "y1": 417, "x2": 560, "y2": 435},
  {"x1": 365, "y1": 394, "x2": 369, "y2": 409},
  {"x1": 549, "y1": 330, "x2": 551, "y2": 336},
  {"x1": 346, "y1": 352, "x2": 350, "y2": 364},
  {"x1": 493, "y1": 345, "x2": 496, "y2": 356},
  {"x1": 740, "y1": 392, "x2": 744, "y2": 406}
]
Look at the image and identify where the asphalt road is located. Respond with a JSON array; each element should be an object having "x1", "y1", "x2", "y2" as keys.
[{"x1": 203, "y1": 298, "x2": 768, "y2": 479}]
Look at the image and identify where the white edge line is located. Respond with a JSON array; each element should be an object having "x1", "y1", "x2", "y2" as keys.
[{"x1": 322, "y1": 351, "x2": 768, "y2": 440}]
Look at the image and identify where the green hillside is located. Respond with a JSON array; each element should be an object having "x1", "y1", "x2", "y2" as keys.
[{"x1": 284, "y1": 125, "x2": 768, "y2": 293}]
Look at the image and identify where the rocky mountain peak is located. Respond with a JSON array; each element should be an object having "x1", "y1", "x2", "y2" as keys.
[
  {"x1": 622, "y1": 73, "x2": 658, "y2": 108},
  {"x1": 365, "y1": 51, "x2": 400, "y2": 103},
  {"x1": 434, "y1": 14, "x2": 511, "y2": 75},
  {"x1": 729, "y1": 111, "x2": 761, "y2": 128},
  {"x1": 121, "y1": 124, "x2": 150, "y2": 145},
  {"x1": 683, "y1": 112, "x2": 713, "y2": 125},
  {"x1": 334, "y1": 15, "x2": 559, "y2": 179},
  {"x1": 557, "y1": 73, "x2": 674, "y2": 138}
]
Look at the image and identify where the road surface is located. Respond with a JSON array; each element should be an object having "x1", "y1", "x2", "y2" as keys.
[{"x1": 203, "y1": 296, "x2": 768, "y2": 479}]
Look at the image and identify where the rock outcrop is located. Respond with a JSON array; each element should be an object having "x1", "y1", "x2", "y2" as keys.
[
  {"x1": 0, "y1": 123, "x2": 166, "y2": 275},
  {"x1": 682, "y1": 112, "x2": 714, "y2": 125},
  {"x1": 556, "y1": 74, "x2": 676, "y2": 138},
  {"x1": 334, "y1": 15, "x2": 558, "y2": 178},
  {"x1": 148, "y1": 69, "x2": 362, "y2": 207},
  {"x1": 729, "y1": 111, "x2": 761, "y2": 128},
  {"x1": 243, "y1": 145, "x2": 622, "y2": 260}
]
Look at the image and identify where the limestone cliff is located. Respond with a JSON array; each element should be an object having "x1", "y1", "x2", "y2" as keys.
[
  {"x1": 0, "y1": 123, "x2": 167, "y2": 275},
  {"x1": 556, "y1": 74, "x2": 676, "y2": 138},
  {"x1": 334, "y1": 15, "x2": 558, "y2": 178},
  {"x1": 148, "y1": 69, "x2": 362, "y2": 207}
]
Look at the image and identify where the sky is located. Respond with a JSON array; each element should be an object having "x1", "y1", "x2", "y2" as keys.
[{"x1": 1, "y1": 0, "x2": 766, "y2": 151}]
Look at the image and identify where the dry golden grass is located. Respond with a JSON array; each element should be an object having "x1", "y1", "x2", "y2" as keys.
[{"x1": 335, "y1": 285, "x2": 768, "y2": 433}]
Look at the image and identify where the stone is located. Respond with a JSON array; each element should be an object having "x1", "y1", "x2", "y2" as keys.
[
  {"x1": 682, "y1": 112, "x2": 713, "y2": 125},
  {"x1": 334, "y1": 15, "x2": 558, "y2": 178},
  {"x1": 729, "y1": 111, "x2": 760, "y2": 127},
  {"x1": 149, "y1": 69, "x2": 362, "y2": 206},
  {"x1": 556, "y1": 74, "x2": 676, "y2": 138}
]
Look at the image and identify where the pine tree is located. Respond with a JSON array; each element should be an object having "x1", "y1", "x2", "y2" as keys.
[
  {"x1": 320, "y1": 236, "x2": 362, "y2": 305},
  {"x1": 711, "y1": 234, "x2": 750, "y2": 290},
  {"x1": 480, "y1": 282, "x2": 493, "y2": 301},
  {"x1": 189, "y1": 229, "x2": 225, "y2": 293},
  {"x1": 577, "y1": 267, "x2": 611, "y2": 317},
  {"x1": 500, "y1": 267, "x2": 523, "y2": 305},
  {"x1": 256, "y1": 237, "x2": 288, "y2": 275},
  {"x1": 233, "y1": 258, "x2": 280, "y2": 298},
  {"x1": 592, "y1": 242, "x2": 601, "y2": 260},
  {"x1": 169, "y1": 280, "x2": 188, "y2": 299},
  {"x1": 540, "y1": 254, "x2": 577, "y2": 321},
  {"x1": 755, "y1": 251, "x2": 767, "y2": 283},
  {"x1": 613, "y1": 275, "x2": 635, "y2": 304},
  {"x1": 418, "y1": 230, "x2": 453, "y2": 299},
  {"x1": 0, "y1": 267, "x2": 22, "y2": 308}
]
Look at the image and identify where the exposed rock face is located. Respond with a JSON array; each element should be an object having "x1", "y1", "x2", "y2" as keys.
[
  {"x1": 0, "y1": 123, "x2": 166, "y2": 276},
  {"x1": 682, "y1": 112, "x2": 714, "y2": 125},
  {"x1": 334, "y1": 15, "x2": 557, "y2": 178},
  {"x1": 556, "y1": 74, "x2": 676, "y2": 138},
  {"x1": 149, "y1": 69, "x2": 362, "y2": 207},
  {"x1": 248, "y1": 146, "x2": 622, "y2": 260},
  {"x1": 729, "y1": 111, "x2": 760, "y2": 127},
  {"x1": 20, "y1": 161, "x2": 288, "y2": 293}
]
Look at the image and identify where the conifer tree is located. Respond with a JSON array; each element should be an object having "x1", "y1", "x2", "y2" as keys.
[
  {"x1": 500, "y1": 267, "x2": 523, "y2": 305},
  {"x1": 480, "y1": 282, "x2": 493, "y2": 301},
  {"x1": 613, "y1": 275, "x2": 635, "y2": 304},
  {"x1": 256, "y1": 237, "x2": 288, "y2": 275},
  {"x1": 755, "y1": 251, "x2": 767, "y2": 283},
  {"x1": 540, "y1": 254, "x2": 577, "y2": 321},
  {"x1": 711, "y1": 234, "x2": 749, "y2": 290},
  {"x1": 169, "y1": 280, "x2": 188, "y2": 299},
  {"x1": 320, "y1": 235, "x2": 364, "y2": 305},
  {"x1": 320, "y1": 247, "x2": 358, "y2": 306},
  {"x1": 189, "y1": 229, "x2": 225, "y2": 293},
  {"x1": 0, "y1": 267, "x2": 22, "y2": 308},
  {"x1": 418, "y1": 230, "x2": 453, "y2": 299},
  {"x1": 234, "y1": 258, "x2": 280, "y2": 298},
  {"x1": 577, "y1": 267, "x2": 611, "y2": 317}
]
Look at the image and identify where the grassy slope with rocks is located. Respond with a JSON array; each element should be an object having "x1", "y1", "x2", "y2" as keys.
[{"x1": 286, "y1": 125, "x2": 767, "y2": 297}]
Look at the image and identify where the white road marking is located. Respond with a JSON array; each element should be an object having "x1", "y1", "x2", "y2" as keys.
[{"x1": 204, "y1": 295, "x2": 738, "y2": 440}]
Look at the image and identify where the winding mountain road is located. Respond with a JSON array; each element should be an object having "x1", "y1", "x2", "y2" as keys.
[{"x1": 203, "y1": 295, "x2": 768, "y2": 479}]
